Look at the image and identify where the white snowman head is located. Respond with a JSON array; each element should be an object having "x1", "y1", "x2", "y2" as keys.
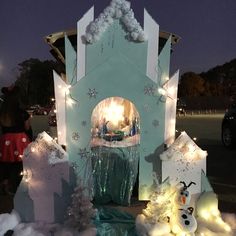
[{"x1": 178, "y1": 181, "x2": 196, "y2": 206}]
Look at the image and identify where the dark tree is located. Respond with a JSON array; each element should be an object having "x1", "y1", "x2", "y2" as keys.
[
  {"x1": 178, "y1": 72, "x2": 205, "y2": 97},
  {"x1": 15, "y1": 58, "x2": 64, "y2": 106}
]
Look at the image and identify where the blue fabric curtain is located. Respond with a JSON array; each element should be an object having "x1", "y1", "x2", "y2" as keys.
[
  {"x1": 91, "y1": 146, "x2": 139, "y2": 205},
  {"x1": 94, "y1": 207, "x2": 137, "y2": 236}
]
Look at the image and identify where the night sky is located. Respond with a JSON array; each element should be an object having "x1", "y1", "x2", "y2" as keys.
[{"x1": 0, "y1": 0, "x2": 236, "y2": 86}]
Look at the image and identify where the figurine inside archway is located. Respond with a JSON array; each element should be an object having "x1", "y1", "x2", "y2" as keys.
[{"x1": 91, "y1": 96, "x2": 140, "y2": 148}]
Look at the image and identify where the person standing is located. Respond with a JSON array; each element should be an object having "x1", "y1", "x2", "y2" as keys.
[{"x1": 0, "y1": 85, "x2": 32, "y2": 195}]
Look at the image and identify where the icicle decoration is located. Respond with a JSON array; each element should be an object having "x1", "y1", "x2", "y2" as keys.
[{"x1": 84, "y1": 0, "x2": 147, "y2": 43}]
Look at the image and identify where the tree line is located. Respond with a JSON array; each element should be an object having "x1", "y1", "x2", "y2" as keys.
[
  {"x1": 5, "y1": 57, "x2": 235, "y2": 108},
  {"x1": 178, "y1": 58, "x2": 236, "y2": 98},
  {"x1": 14, "y1": 58, "x2": 64, "y2": 107}
]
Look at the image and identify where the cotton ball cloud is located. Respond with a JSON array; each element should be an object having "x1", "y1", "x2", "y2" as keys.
[
  {"x1": 84, "y1": 0, "x2": 146, "y2": 43},
  {"x1": 0, "y1": 210, "x2": 21, "y2": 235},
  {"x1": 13, "y1": 224, "x2": 45, "y2": 236},
  {"x1": 135, "y1": 214, "x2": 172, "y2": 236},
  {"x1": 222, "y1": 213, "x2": 236, "y2": 230}
]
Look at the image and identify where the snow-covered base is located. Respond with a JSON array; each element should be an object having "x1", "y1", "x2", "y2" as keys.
[
  {"x1": 135, "y1": 213, "x2": 236, "y2": 236},
  {"x1": 1, "y1": 210, "x2": 236, "y2": 236},
  {"x1": 0, "y1": 211, "x2": 96, "y2": 236}
]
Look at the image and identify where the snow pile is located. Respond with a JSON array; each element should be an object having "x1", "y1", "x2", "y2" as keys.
[
  {"x1": 0, "y1": 212, "x2": 97, "y2": 236},
  {"x1": 84, "y1": 0, "x2": 147, "y2": 43},
  {"x1": 13, "y1": 224, "x2": 45, "y2": 236},
  {"x1": 0, "y1": 210, "x2": 20, "y2": 235}
]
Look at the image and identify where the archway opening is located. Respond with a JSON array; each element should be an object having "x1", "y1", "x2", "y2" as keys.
[{"x1": 91, "y1": 96, "x2": 140, "y2": 148}]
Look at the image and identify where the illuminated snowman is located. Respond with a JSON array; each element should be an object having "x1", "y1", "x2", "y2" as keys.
[
  {"x1": 171, "y1": 207, "x2": 197, "y2": 236},
  {"x1": 178, "y1": 181, "x2": 196, "y2": 206},
  {"x1": 170, "y1": 181, "x2": 198, "y2": 236}
]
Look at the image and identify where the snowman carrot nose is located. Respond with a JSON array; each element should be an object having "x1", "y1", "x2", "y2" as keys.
[{"x1": 181, "y1": 196, "x2": 186, "y2": 205}]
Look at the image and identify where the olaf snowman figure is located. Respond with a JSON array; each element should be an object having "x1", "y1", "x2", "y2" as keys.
[
  {"x1": 171, "y1": 181, "x2": 198, "y2": 236},
  {"x1": 178, "y1": 181, "x2": 196, "y2": 206}
]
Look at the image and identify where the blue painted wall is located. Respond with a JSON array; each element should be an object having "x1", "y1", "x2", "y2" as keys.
[{"x1": 65, "y1": 19, "x2": 171, "y2": 200}]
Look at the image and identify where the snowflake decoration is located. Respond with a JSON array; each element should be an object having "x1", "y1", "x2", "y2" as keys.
[
  {"x1": 81, "y1": 120, "x2": 87, "y2": 127},
  {"x1": 72, "y1": 132, "x2": 80, "y2": 141},
  {"x1": 78, "y1": 148, "x2": 90, "y2": 159},
  {"x1": 143, "y1": 104, "x2": 151, "y2": 112},
  {"x1": 152, "y1": 119, "x2": 159, "y2": 127},
  {"x1": 71, "y1": 162, "x2": 79, "y2": 170},
  {"x1": 144, "y1": 85, "x2": 156, "y2": 96},
  {"x1": 87, "y1": 88, "x2": 98, "y2": 98}
]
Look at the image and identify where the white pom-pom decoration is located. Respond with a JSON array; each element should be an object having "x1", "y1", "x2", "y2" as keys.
[{"x1": 84, "y1": 0, "x2": 147, "y2": 43}]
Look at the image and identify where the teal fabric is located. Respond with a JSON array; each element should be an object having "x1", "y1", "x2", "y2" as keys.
[
  {"x1": 94, "y1": 207, "x2": 137, "y2": 236},
  {"x1": 91, "y1": 146, "x2": 139, "y2": 205}
]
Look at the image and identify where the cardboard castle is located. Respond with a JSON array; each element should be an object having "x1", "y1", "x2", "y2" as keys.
[{"x1": 13, "y1": 2, "x2": 222, "y2": 232}]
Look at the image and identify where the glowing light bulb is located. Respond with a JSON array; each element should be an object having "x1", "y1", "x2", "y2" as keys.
[
  {"x1": 66, "y1": 97, "x2": 75, "y2": 106},
  {"x1": 158, "y1": 87, "x2": 167, "y2": 96},
  {"x1": 224, "y1": 224, "x2": 231, "y2": 232},
  {"x1": 201, "y1": 210, "x2": 211, "y2": 220},
  {"x1": 31, "y1": 147, "x2": 35, "y2": 153},
  {"x1": 211, "y1": 208, "x2": 219, "y2": 216}
]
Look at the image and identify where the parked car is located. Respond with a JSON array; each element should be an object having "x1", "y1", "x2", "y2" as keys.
[
  {"x1": 28, "y1": 105, "x2": 51, "y2": 115},
  {"x1": 221, "y1": 103, "x2": 236, "y2": 148},
  {"x1": 35, "y1": 106, "x2": 51, "y2": 115}
]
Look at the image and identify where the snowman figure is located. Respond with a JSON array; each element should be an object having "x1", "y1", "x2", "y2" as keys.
[
  {"x1": 178, "y1": 181, "x2": 196, "y2": 206},
  {"x1": 170, "y1": 181, "x2": 198, "y2": 236},
  {"x1": 171, "y1": 207, "x2": 197, "y2": 236}
]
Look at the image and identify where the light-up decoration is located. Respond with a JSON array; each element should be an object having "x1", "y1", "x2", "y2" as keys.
[
  {"x1": 66, "y1": 97, "x2": 76, "y2": 107},
  {"x1": 164, "y1": 71, "x2": 179, "y2": 146},
  {"x1": 53, "y1": 71, "x2": 67, "y2": 146},
  {"x1": 91, "y1": 97, "x2": 140, "y2": 147},
  {"x1": 136, "y1": 177, "x2": 233, "y2": 235},
  {"x1": 103, "y1": 100, "x2": 124, "y2": 127},
  {"x1": 196, "y1": 191, "x2": 232, "y2": 234},
  {"x1": 158, "y1": 87, "x2": 167, "y2": 97},
  {"x1": 17, "y1": 131, "x2": 70, "y2": 223},
  {"x1": 21, "y1": 169, "x2": 32, "y2": 183},
  {"x1": 142, "y1": 183, "x2": 176, "y2": 223},
  {"x1": 136, "y1": 178, "x2": 176, "y2": 235}
]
